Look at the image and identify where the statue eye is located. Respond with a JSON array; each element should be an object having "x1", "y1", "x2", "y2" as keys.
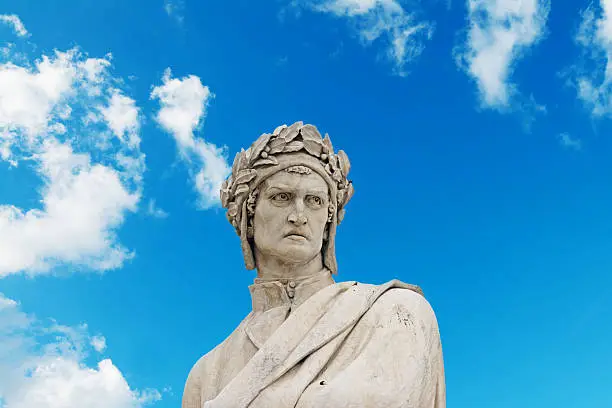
[
  {"x1": 273, "y1": 192, "x2": 291, "y2": 202},
  {"x1": 307, "y1": 195, "x2": 323, "y2": 206}
]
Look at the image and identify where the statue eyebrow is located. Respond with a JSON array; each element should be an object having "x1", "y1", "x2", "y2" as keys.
[
  {"x1": 265, "y1": 184, "x2": 293, "y2": 192},
  {"x1": 264, "y1": 185, "x2": 328, "y2": 195},
  {"x1": 305, "y1": 188, "x2": 328, "y2": 195}
]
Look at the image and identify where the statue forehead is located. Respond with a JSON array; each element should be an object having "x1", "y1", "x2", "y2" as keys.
[{"x1": 261, "y1": 169, "x2": 329, "y2": 193}]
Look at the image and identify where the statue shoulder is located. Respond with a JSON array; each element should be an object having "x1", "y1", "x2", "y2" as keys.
[
  {"x1": 371, "y1": 280, "x2": 440, "y2": 332},
  {"x1": 182, "y1": 313, "x2": 254, "y2": 407},
  {"x1": 337, "y1": 279, "x2": 437, "y2": 326},
  {"x1": 183, "y1": 336, "x2": 226, "y2": 394},
  {"x1": 334, "y1": 279, "x2": 425, "y2": 299}
]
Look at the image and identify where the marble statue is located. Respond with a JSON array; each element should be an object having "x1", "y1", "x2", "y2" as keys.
[{"x1": 182, "y1": 122, "x2": 446, "y2": 408}]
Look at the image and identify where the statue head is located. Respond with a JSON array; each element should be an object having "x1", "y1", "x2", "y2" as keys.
[{"x1": 220, "y1": 121, "x2": 354, "y2": 274}]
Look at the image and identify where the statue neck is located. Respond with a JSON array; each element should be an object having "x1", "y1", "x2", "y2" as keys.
[{"x1": 254, "y1": 252, "x2": 325, "y2": 281}]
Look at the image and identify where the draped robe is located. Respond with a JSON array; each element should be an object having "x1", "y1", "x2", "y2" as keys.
[{"x1": 182, "y1": 270, "x2": 445, "y2": 408}]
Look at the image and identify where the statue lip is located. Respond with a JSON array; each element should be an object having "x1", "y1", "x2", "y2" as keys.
[{"x1": 284, "y1": 231, "x2": 309, "y2": 240}]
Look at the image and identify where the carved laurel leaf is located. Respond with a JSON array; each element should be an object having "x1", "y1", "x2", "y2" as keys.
[
  {"x1": 224, "y1": 176, "x2": 233, "y2": 194},
  {"x1": 337, "y1": 150, "x2": 350, "y2": 176},
  {"x1": 331, "y1": 169, "x2": 343, "y2": 183},
  {"x1": 268, "y1": 137, "x2": 287, "y2": 154},
  {"x1": 322, "y1": 133, "x2": 334, "y2": 154},
  {"x1": 300, "y1": 124, "x2": 322, "y2": 142},
  {"x1": 328, "y1": 154, "x2": 339, "y2": 171},
  {"x1": 302, "y1": 139, "x2": 323, "y2": 157},
  {"x1": 282, "y1": 141, "x2": 304, "y2": 153},
  {"x1": 234, "y1": 194, "x2": 247, "y2": 231},
  {"x1": 336, "y1": 189, "x2": 345, "y2": 206},
  {"x1": 283, "y1": 121, "x2": 303, "y2": 143},
  {"x1": 227, "y1": 202, "x2": 239, "y2": 217},
  {"x1": 233, "y1": 169, "x2": 257, "y2": 186},
  {"x1": 337, "y1": 208, "x2": 346, "y2": 224},
  {"x1": 220, "y1": 179, "x2": 230, "y2": 207},
  {"x1": 249, "y1": 133, "x2": 273, "y2": 164},
  {"x1": 344, "y1": 182, "x2": 354, "y2": 205},
  {"x1": 234, "y1": 184, "x2": 250, "y2": 197},
  {"x1": 273, "y1": 124, "x2": 288, "y2": 136},
  {"x1": 231, "y1": 151, "x2": 243, "y2": 177},
  {"x1": 252, "y1": 156, "x2": 279, "y2": 167}
]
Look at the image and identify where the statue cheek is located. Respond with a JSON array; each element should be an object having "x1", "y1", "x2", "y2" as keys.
[
  {"x1": 313, "y1": 211, "x2": 328, "y2": 228},
  {"x1": 258, "y1": 205, "x2": 281, "y2": 224}
]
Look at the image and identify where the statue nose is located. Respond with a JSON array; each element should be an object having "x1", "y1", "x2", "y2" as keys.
[{"x1": 288, "y1": 212, "x2": 307, "y2": 225}]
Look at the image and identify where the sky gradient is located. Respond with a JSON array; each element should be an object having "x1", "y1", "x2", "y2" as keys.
[{"x1": 1, "y1": 0, "x2": 611, "y2": 407}]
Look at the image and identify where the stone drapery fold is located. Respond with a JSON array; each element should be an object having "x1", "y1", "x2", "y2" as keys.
[{"x1": 182, "y1": 276, "x2": 444, "y2": 408}]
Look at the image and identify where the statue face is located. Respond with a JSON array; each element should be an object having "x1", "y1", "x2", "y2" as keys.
[{"x1": 253, "y1": 170, "x2": 329, "y2": 266}]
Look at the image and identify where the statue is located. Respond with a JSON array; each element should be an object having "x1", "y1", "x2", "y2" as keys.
[{"x1": 182, "y1": 122, "x2": 446, "y2": 408}]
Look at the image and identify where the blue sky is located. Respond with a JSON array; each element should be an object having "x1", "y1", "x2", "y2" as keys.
[{"x1": 0, "y1": 0, "x2": 611, "y2": 407}]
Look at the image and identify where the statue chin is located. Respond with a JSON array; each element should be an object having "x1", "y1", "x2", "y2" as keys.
[
  {"x1": 252, "y1": 236, "x2": 323, "y2": 268},
  {"x1": 271, "y1": 246, "x2": 319, "y2": 266}
]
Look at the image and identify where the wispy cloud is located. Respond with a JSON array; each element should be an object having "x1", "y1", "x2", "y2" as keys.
[
  {"x1": 276, "y1": 55, "x2": 289, "y2": 67},
  {"x1": 164, "y1": 0, "x2": 185, "y2": 24},
  {"x1": 100, "y1": 92, "x2": 141, "y2": 149},
  {"x1": 90, "y1": 335, "x2": 107, "y2": 353},
  {"x1": 0, "y1": 45, "x2": 144, "y2": 277},
  {"x1": 0, "y1": 14, "x2": 29, "y2": 37},
  {"x1": 0, "y1": 293, "x2": 161, "y2": 408},
  {"x1": 293, "y1": 0, "x2": 434, "y2": 76},
  {"x1": 558, "y1": 132, "x2": 582, "y2": 150},
  {"x1": 456, "y1": 0, "x2": 550, "y2": 109},
  {"x1": 146, "y1": 199, "x2": 169, "y2": 219},
  {"x1": 573, "y1": 0, "x2": 612, "y2": 117},
  {"x1": 150, "y1": 69, "x2": 230, "y2": 209}
]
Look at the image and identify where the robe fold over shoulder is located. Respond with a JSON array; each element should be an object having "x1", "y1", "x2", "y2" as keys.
[{"x1": 182, "y1": 279, "x2": 445, "y2": 408}]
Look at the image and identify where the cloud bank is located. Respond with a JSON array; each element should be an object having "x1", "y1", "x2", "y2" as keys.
[
  {"x1": 0, "y1": 46, "x2": 144, "y2": 277},
  {"x1": 0, "y1": 294, "x2": 161, "y2": 408}
]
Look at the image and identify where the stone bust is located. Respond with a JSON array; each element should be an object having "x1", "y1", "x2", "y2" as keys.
[{"x1": 182, "y1": 122, "x2": 446, "y2": 408}]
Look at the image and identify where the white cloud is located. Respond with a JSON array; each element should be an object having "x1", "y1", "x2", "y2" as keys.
[
  {"x1": 0, "y1": 14, "x2": 29, "y2": 37},
  {"x1": 90, "y1": 335, "x2": 107, "y2": 353},
  {"x1": 151, "y1": 69, "x2": 230, "y2": 209},
  {"x1": 573, "y1": 0, "x2": 612, "y2": 117},
  {"x1": 0, "y1": 142, "x2": 139, "y2": 276},
  {"x1": 299, "y1": 0, "x2": 433, "y2": 75},
  {"x1": 0, "y1": 50, "x2": 77, "y2": 136},
  {"x1": 150, "y1": 70, "x2": 210, "y2": 151},
  {"x1": 558, "y1": 132, "x2": 582, "y2": 150},
  {"x1": 457, "y1": 0, "x2": 550, "y2": 109},
  {"x1": 0, "y1": 47, "x2": 145, "y2": 278},
  {"x1": 100, "y1": 91, "x2": 141, "y2": 148},
  {"x1": 0, "y1": 293, "x2": 161, "y2": 408},
  {"x1": 146, "y1": 199, "x2": 168, "y2": 219}
]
